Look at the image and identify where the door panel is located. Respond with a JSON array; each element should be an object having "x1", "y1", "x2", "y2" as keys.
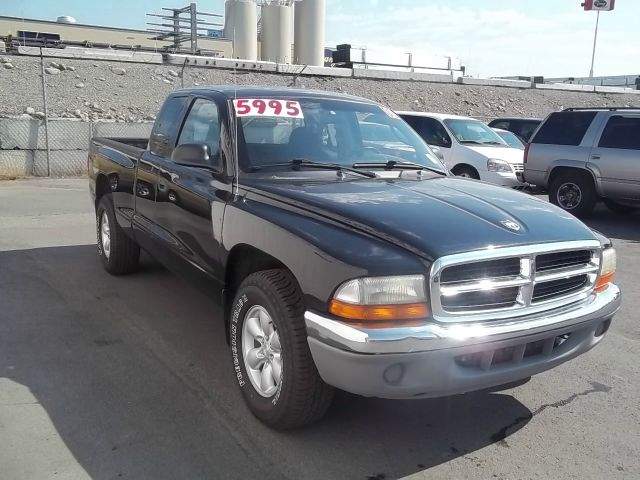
[{"x1": 591, "y1": 115, "x2": 640, "y2": 199}]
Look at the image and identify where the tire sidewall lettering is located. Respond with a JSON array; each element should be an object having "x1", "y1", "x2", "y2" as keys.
[{"x1": 231, "y1": 294, "x2": 248, "y2": 388}]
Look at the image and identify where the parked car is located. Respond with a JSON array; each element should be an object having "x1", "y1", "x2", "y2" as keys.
[
  {"x1": 488, "y1": 117, "x2": 542, "y2": 142},
  {"x1": 88, "y1": 88, "x2": 621, "y2": 429},
  {"x1": 524, "y1": 107, "x2": 640, "y2": 216},
  {"x1": 492, "y1": 127, "x2": 525, "y2": 150},
  {"x1": 398, "y1": 112, "x2": 525, "y2": 186}
]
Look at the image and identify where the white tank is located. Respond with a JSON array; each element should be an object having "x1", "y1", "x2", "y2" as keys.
[
  {"x1": 261, "y1": 3, "x2": 293, "y2": 63},
  {"x1": 56, "y1": 15, "x2": 77, "y2": 24},
  {"x1": 294, "y1": 0, "x2": 326, "y2": 66},
  {"x1": 223, "y1": 0, "x2": 258, "y2": 60}
]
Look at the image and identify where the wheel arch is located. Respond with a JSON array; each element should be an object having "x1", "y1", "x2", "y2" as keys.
[
  {"x1": 451, "y1": 163, "x2": 480, "y2": 177},
  {"x1": 547, "y1": 162, "x2": 602, "y2": 196}
]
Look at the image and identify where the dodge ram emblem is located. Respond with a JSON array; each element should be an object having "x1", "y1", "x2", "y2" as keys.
[{"x1": 501, "y1": 220, "x2": 522, "y2": 231}]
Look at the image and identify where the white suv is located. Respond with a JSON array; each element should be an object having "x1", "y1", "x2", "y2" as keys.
[{"x1": 398, "y1": 112, "x2": 525, "y2": 187}]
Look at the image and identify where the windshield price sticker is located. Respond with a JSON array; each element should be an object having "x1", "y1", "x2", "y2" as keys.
[{"x1": 234, "y1": 99, "x2": 304, "y2": 119}]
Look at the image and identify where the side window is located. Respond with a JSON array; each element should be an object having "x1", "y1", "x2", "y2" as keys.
[
  {"x1": 422, "y1": 118, "x2": 452, "y2": 148},
  {"x1": 532, "y1": 112, "x2": 596, "y2": 146},
  {"x1": 491, "y1": 120, "x2": 510, "y2": 130},
  {"x1": 149, "y1": 96, "x2": 189, "y2": 157},
  {"x1": 177, "y1": 98, "x2": 221, "y2": 156},
  {"x1": 598, "y1": 116, "x2": 640, "y2": 150}
]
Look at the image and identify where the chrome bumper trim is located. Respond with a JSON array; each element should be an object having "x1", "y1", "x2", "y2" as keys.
[{"x1": 305, "y1": 285, "x2": 620, "y2": 355}]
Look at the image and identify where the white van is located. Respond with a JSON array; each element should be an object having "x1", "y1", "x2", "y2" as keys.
[{"x1": 398, "y1": 111, "x2": 525, "y2": 187}]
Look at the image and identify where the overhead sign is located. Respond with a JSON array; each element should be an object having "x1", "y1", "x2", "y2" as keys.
[{"x1": 583, "y1": 0, "x2": 615, "y2": 11}]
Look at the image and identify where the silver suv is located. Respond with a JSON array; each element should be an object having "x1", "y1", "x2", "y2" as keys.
[{"x1": 524, "y1": 108, "x2": 640, "y2": 217}]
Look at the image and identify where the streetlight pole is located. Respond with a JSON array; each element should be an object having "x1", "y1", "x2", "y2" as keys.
[{"x1": 589, "y1": 10, "x2": 600, "y2": 78}]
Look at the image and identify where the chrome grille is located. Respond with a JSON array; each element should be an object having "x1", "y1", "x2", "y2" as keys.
[
  {"x1": 511, "y1": 164, "x2": 524, "y2": 172},
  {"x1": 430, "y1": 241, "x2": 602, "y2": 322}
]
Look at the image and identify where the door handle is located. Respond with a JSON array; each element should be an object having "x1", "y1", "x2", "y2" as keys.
[
  {"x1": 168, "y1": 191, "x2": 177, "y2": 203},
  {"x1": 591, "y1": 155, "x2": 601, "y2": 160}
]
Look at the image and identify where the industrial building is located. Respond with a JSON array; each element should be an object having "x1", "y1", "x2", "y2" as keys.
[{"x1": 0, "y1": 0, "x2": 462, "y2": 75}]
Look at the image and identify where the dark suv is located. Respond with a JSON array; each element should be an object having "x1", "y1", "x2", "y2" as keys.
[{"x1": 488, "y1": 117, "x2": 542, "y2": 142}]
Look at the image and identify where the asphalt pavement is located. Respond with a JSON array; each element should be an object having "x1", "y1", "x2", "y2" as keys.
[{"x1": 0, "y1": 178, "x2": 638, "y2": 480}]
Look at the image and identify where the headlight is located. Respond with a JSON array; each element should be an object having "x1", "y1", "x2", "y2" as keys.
[
  {"x1": 487, "y1": 158, "x2": 512, "y2": 173},
  {"x1": 595, "y1": 247, "x2": 616, "y2": 293},
  {"x1": 329, "y1": 275, "x2": 429, "y2": 326}
]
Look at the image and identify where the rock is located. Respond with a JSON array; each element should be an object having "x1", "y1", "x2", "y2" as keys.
[
  {"x1": 75, "y1": 74, "x2": 81, "y2": 79},
  {"x1": 144, "y1": 114, "x2": 156, "y2": 121},
  {"x1": 91, "y1": 102, "x2": 100, "y2": 110},
  {"x1": 75, "y1": 83, "x2": 85, "y2": 88},
  {"x1": 24, "y1": 107, "x2": 35, "y2": 115},
  {"x1": 111, "y1": 67, "x2": 126, "y2": 76},
  {"x1": 93, "y1": 63, "x2": 99, "y2": 67},
  {"x1": 45, "y1": 67, "x2": 61, "y2": 75},
  {"x1": 97, "y1": 77, "x2": 106, "y2": 81},
  {"x1": 168, "y1": 69, "x2": 179, "y2": 77},
  {"x1": 454, "y1": 91, "x2": 461, "y2": 96},
  {"x1": 73, "y1": 109, "x2": 82, "y2": 118},
  {"x1": 3, "y1": 63, "x2": 14, "y2": 70},
  {"x1": 32, "y1": 111, "x2": 46, "y2": 119},
  {"x1": 84, "y1": 101, "x2": 91, "y2": 107},
  {"x1": 126, "y1": 116, "x2": 135, "y2": 122},
  {"x1": 0, "y1": 56, "x2": 9, "y2": 63},
  {"x1": 162, "y1": 78, "x2": 172, "y2": 84},
  {"x1": 66, "y1": 66, "x2": 76, "y2": 72},
  {"x1": 48, "y1": 62, "x2": 61, "y2": 69}
]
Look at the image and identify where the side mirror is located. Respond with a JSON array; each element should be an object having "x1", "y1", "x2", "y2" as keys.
[{"x1": 171, "y1": 143, "x2": 222, "y2": 173}]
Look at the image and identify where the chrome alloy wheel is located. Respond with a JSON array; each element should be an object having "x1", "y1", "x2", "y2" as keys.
[
  {"x1": 100, "y1": 211, "x2": 111, "y2": 259},
  {"x1": 557, "y1": 182, "x2": 582, "y2": 210},
  {"x1": 242, "y1": 305, "x2": 282, "y2": 397}
]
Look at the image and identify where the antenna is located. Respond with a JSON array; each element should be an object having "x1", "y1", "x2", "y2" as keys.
[{"x1": 232, "y1": 27, "x2": 240, "y2": 198}]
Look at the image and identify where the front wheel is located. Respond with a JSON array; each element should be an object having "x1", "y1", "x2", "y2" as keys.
[
  {"x1": 452, "y1": 165, "x2": 480, "y2": 179},
  {"x1": 229, "y1": 269, "x2": 334, "y2": 429}
]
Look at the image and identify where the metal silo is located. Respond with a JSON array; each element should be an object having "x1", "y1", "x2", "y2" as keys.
[
  {"x1": 294, "y1": 0, "x2": 326, "y2": 66},
  {"x1": 261, "y1": 2, "x2": 293, "y2": 63},
  {"x1": 223, "y1": 0, "x2": 258, "y2": 60}
]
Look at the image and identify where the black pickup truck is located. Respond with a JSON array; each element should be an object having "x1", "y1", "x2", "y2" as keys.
[{"x1": 89, "y1": 87, "x2": 620, "y2": 429}]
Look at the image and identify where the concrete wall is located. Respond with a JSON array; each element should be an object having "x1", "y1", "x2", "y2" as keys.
[{"x1": 0, "y1": 118, "x2": 152, "y2": 178}]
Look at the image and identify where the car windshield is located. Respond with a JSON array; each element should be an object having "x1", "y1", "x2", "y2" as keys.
[
  {"x1": 444, "y1": 118, "x2": 508, "y2": 145},
  {"x1": 236, "y1": 97, "x2": 445, "y2": 174},
  {"x1": 495, "y1": 129, "x2": 525, "y2": 149}
]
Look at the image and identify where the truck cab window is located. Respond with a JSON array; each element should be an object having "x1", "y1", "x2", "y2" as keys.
[
  {"x1": 149, "y1": 96, "x2": 188, "y2": 157},
  {"x1": 598, "y1": 116, "x2": 640, "y2": 150},
  {"x1": 177, "y1": 98, "x2": 221, "y2": 157}
]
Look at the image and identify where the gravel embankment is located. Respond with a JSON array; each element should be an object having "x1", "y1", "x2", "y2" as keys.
[{"x1": 0, "y1": 54, "x2": 638, "y2": 122}]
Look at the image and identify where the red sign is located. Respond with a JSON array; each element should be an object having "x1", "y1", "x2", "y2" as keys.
[
  {"x1": 233, "y1": 99, "x2": 304, "y2": 118},
  {"x1": 583, "y1": 0, "x2": 615, "y2": 11}
]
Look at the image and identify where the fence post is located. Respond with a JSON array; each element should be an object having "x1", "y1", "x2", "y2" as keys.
[{"x1": 39, "y1": 48, "x2": 51, "y2": 177}]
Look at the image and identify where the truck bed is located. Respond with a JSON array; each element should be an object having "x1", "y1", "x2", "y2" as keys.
[{"x1": 92, "y1": 136, "x2": 149, "y2": 155}]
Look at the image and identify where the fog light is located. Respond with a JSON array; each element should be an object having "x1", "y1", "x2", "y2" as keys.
[{"x1": 383, "y1": 363, "x2": 405, "y2": 385}]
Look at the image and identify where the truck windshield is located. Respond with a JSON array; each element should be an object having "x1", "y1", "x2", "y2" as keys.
[
  {"x1": 444, "y1": 119, "x2": 507, "y2": 146},
  {"x1": 235, "y1": 98, "x2": 446, "y2": 174}
]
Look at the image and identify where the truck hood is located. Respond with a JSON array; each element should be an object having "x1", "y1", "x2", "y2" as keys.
[
  {"x1": 463, "y1": 145, "x2": 524, "y2": 164},
  {"x1": 247, "y1": 175, "x2": 598, "y2": 260}
]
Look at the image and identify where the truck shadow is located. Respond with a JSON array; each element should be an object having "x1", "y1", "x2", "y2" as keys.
[
  {"x1": 583, "y1": 204, "x2": 640, "y2": 243},
  {"x1": 0, "y1": 245, "x2": 532, "y2": 480}
]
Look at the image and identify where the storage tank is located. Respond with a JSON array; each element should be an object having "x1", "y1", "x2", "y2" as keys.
[
  {"x1": 56, "y1": 15, "x2": 77, "y2": 24},
  {"x1": 294, "y1": 0, "x2": 326, "y2": 66},
  {"x1": 261, "y1": 2, "x2": 293, "y2": 63},
  {"x1": 223, "y1": 0, "x2": 258, "y2": 60}
]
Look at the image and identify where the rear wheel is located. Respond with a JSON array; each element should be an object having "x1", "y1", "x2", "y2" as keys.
[
  {"x1": 229, "y1": 269, "x2": 334, "y2": 429},
  {"x1": 96, "y1": 195, "x2": 140, "y2": 275},
  {"x1": 549, "y1": 172, "x2": 597, "y2": 217},
  {"x1": 603, "y1": 199, "x2": 636, "y2": 214},
  {"x1": 452, "y1": 165, "x2": 480, "y2": 179}
]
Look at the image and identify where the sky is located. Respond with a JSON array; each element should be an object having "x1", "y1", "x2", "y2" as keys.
[{"x1": 4, "y1": 0, "x2": 640, "y2": 78}]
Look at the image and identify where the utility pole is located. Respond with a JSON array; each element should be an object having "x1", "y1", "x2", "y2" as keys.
[{"x1": 589, "y1": 10, "x2": 600, "y2": 78}]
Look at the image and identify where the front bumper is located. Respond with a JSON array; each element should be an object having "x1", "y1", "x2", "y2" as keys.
[
  {"x1": 305, "y1": 285, "x2": 620, "y2": 399},
  {"x1": 480, "y1": 170, "x2": 525, "y2": 188}
]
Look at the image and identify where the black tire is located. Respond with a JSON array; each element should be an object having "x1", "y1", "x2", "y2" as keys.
[
  {"x1": 549, "y1": 172, "x2": 597, "y2": 218},
  {"x1": 603, "y1": 199, "x2": 636, "y2": 214},
  {"x1": 96, "y1": 195, "x2": 140, "y2": 275},
  {"x1": 229, "y1": 269, "x2": 334, "y2": 429},
  {"x1": 452, "y1": 164, "x2": 480, "y2": 180}
]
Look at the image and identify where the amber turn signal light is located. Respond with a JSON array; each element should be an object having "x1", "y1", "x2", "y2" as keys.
[
  {"x1": 329, "y1": 299, "x2": 429, "y2": 324},
  {"x1": 595, "y1": 272, "x2": 615, "y2": 293}
]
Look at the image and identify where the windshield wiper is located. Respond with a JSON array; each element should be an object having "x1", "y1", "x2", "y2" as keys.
[
  {"x1": 352, "y1": 160, "x2": 447, "y2": 176},
  {"x1": 459, "y1": 140, "x2": 483, "y2": 145},
  {"x1": 249, "y1": 158, "x2": 377, "y2": 178},
  {"x1": 481, "y1": 141, "x2": 504, "y2": 145}
]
